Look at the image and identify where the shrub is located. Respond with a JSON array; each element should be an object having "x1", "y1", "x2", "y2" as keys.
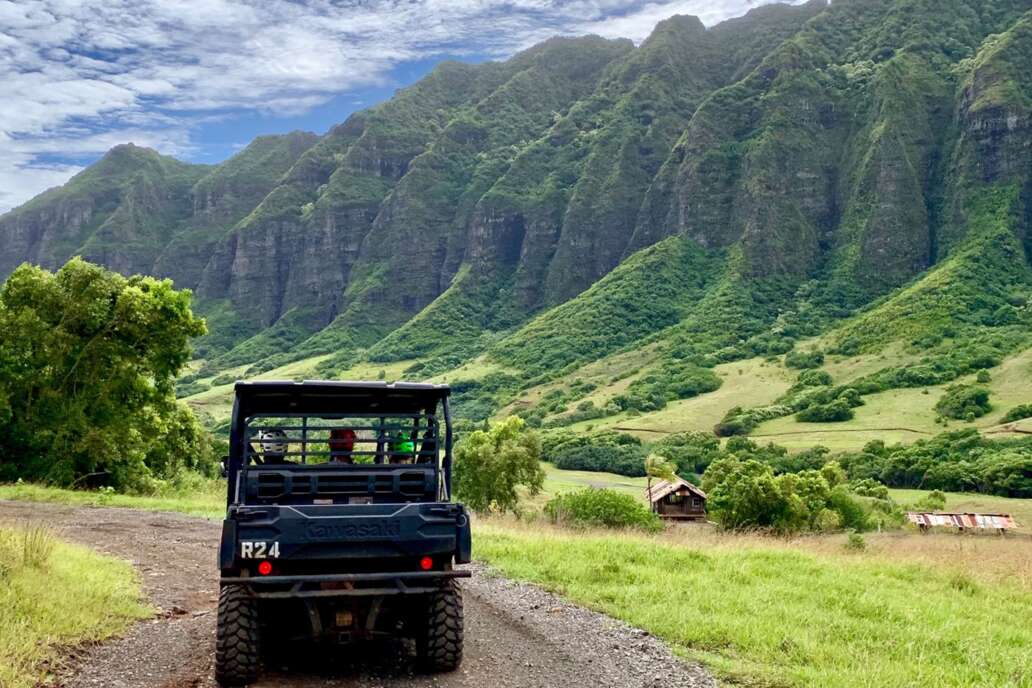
[
  {"x1": 794, "y1": 369, "x2": 833, "y2": 388},
  {"x1": 848, "y1": 478, "x2": 889, "y2": 500},
  {"x1": 844, "y1": 530, "x2": 866, "y2": 552},
  {"x1": 175, "y1": 381, "x2": 210, "y2": 398},
  {"x1": 836, "y1": 429, "x2": 1032, "y2": 497},
  {"x1": 1001, "y1": 404, "x2": 1032, "y2": 423},
  {"x1": 652, "y1": 432, "x2": 722, "y2": 475},
  {"x1": 544, "y1": 488, "x2": 662, "y2": 532},
  {"x1": 785, "y1": 350, "x2": 825, "y2": 369},
  {"x1": 552, "y1": 444, "x2": 648, "y2": 476},
  {"x1": 616, "y1": 361, "x2": 721, "y2": 412},
  {"x1": 715, "y1": 405, "x2": 793, "y2": 436},
  {"x1": 913, "y1": 490, "x2": 947, "y2": 511},
  {"x1": 976, "y1": 451, "x2": 1032, "y2": 497},
  {"x1": 796, "y1": 400, "x2": 855, "y2": 422},
  {"x1": 935, "y1": 384, "x2": 991, "y2": 420},
  {"x1": 544, "y1": 431, "x2": 648, "y2": 476},
  {"x1": 975, "y1": 370, "x2": 991, "y2": 383}
]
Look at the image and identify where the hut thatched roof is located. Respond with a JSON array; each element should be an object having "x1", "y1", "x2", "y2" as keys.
[{"x1": 645, "y1": 477, "x2": 707, "y2": 503}]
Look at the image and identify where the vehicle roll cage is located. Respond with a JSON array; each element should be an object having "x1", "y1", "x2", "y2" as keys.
[
  {"x1": 225, "y1": 381, "x2": 454, "y2": 507},
  {"x1": 243, "y1": 412, "x2": 442, "y2": 464}
]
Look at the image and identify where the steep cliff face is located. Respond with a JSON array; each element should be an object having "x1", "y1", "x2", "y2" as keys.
[
  {"x1": 1, "y1": 0, "x2": 1029, "y2": 378},
  {"x1": 0, "y1": 134, "x2": 317, "y2": 292},
  {"x1": 192, "y1": 47, "x2": 603, "y2": 336},
  {"x1": 0, "y1": 145, "x2": 208, "y2": 278},
  {"x1": 490, "y1": 1, "x2": 1032, "y2": 377}
]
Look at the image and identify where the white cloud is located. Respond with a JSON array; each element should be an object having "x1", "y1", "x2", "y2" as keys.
[{"x1": 0, "y1": 0, "x2": 801, "y2": 212}]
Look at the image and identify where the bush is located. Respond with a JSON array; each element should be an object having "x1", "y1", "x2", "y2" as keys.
[
  {"x1": 977, "y1": 451, "x2": 1032, "y2": 497},
  {"x1": 913, "y1": 490, "x2": 947, "y2": 511},
  {"x1": 796, "y1": 400, "x2": 855, "y2": 422},
  {"x1": 543, "y1": 431, "x2": 648, "y2": 476},
  {"x1": 794, "y1": 369, "x2": 834, "y2": 388},
  {"x1": 652, "y1": 432, "x2": 722, "y2": 475},
  {"x1": 785, "y1": 350, "x2": 825, "y2": 369},
  {"x1": 552, "y1": 444, "x2": 647, "y2": 476},
  {"x1": 935, "y1": 384, "x2": 991, "y2": 420},
  {"x1": 848, "y1": 478, "x2": 889, "y2": 500},
  {"x1": 175, "y1": 381, "x2": 210, "y2": 398},
  {"x1": 615, "y1": 361, "x2": 721, "y2": 412},
  {"x1": 545, "y1": 489, "x2": 662, "y2": 532},
  {"x1": 1001, "y1": 404, "x2": 1032, "y2": 423},
  {"x1": 844, "y1": 530, "x2": 866, "y2": 552},
  {"x1": 715, "y1": 404, "x2": 793, "y2": 436}
]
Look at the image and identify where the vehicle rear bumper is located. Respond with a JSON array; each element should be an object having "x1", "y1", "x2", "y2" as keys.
[
  {"x1": 221, "y1": 569, "x2": 471, "y2": 598},
  {"x1": 218, "y1": 501, "x2": 472, "y2": 570}
]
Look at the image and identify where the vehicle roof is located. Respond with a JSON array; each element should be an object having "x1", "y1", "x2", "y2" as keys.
[{"x1": 233, "y1": 380, "x2": 451, "y2": 417}]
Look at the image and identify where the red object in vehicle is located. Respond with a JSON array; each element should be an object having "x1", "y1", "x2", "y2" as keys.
[
  {"x1": 329, "y1": 428, "x2": 358, "y2": 463},
  {"x1": 419, "y1": 556, "x2": 433, "y2": 571},
  {"x1": 258, "y1": 561, "x2": 273, "y2": 576}
]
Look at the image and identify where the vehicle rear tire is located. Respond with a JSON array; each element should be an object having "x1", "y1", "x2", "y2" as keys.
[
  {"x1": 417, "y1": 579, "x2": 463, "y2": 672},
  {"x1": 215, "y1": 583, "x2": 261, "y2": 686}
]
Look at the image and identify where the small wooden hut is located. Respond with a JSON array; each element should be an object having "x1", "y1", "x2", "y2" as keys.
[{"x1": 645, "y1": 477, "x2": 707, "y2": 521}]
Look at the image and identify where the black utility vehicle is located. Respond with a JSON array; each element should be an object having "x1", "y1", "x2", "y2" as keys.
[{"x1": 216, "y1": 380, "x2": 471, "y2": 686}]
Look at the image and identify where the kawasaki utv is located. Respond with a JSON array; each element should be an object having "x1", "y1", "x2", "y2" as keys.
[{"x1": 215, "y1": 381, "x2": 471, "y2": 686}]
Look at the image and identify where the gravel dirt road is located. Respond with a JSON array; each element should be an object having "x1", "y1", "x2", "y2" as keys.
[{"x1": 1, "y1": 501, "x2": 713, "y2": 688}]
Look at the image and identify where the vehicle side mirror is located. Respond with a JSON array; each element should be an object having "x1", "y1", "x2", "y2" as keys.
[{"x1": 220, "y1": 456, "x2": 229, "y2": 479}]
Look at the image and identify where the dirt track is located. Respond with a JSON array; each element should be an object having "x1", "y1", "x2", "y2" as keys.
[{"x1": 1, "y1": 501, "x2": 712, "y2": 688}]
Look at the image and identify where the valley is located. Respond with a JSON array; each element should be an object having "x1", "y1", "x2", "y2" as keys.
[{"x1": 1, "y1": 1, "x2": 1031, "y2": 686}]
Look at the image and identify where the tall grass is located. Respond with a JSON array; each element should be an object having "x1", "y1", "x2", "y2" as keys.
[
  {"x1": 19, "y1": 524, "x2": 56, "y2": 569},
  {"x1": 0, "y1": 526, "x2": 151, "y2": 687},
  {"x1": 476, "y1": 519, "x2": 1032, "y2": 687}
]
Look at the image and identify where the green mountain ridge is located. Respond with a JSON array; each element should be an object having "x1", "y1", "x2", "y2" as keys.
[{"x1": 1, "y1": 0, "x2": 1030, "y2": 432}]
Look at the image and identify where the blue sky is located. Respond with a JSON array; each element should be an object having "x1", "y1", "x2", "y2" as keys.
[{"x1": 0, "y1": 0, "x2": 798, "y2": 212}]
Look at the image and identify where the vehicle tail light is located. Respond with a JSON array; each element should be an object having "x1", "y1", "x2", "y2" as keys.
[
  {"x1": 258, "y1": 561, "x2": 273, "y2": 576},
  {"x1": 419, "y1": 556, "x2": 433, "y2": 571}
]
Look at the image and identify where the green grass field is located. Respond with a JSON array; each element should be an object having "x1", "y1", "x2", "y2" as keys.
[
  {"x1": 475, "y1": 521, "x2": 1032, "y2": 688},
  {"x1": 0, "y1": 483, "x2": 224, "y2": 520},
  {"x1": 526, "y1": 463, "x2": 648, "y2": 508},
  {"x1": 0, "y1": 526, "x2": 151, "y2": 687}
]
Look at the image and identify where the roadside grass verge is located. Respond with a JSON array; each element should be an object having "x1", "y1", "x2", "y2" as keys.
[
  {"x1": 475, "y1": 520, "x2": 1032, "y2": 688},
  {"x1": 0, "y1": 525, "x2": 151, "y2": 687},
  {"x1": 0, "y1": 483, "x2": 224, "y2": 520}
]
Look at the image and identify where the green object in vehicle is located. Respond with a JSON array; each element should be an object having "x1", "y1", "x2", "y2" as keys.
[{"x1": 391, "y1": 435, "x2": 415, "y2": 455}]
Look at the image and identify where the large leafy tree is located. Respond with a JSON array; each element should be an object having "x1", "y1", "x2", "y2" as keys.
[
  {"x1": 702, "y1": 455, "x2": 867, "y2": 533},
  {"x1": 453, "y1": 416, "x2": 545, "y2": 513},
  {"x1": 0, "y1": 258, "x2": 209, "y2": 490}
]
